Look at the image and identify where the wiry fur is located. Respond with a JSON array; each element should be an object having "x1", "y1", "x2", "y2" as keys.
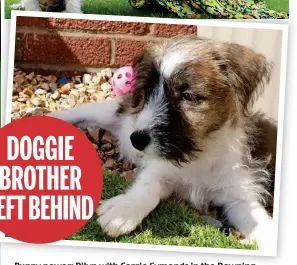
[
  {"x1": 48, "y1": 37, "x2": 277, "y2": 251},
  {"x1": 11, "y1": 0, "x2": 83, "y2": 13}
]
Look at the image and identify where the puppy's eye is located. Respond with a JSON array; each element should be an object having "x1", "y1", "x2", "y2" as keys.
[{"x1": 182, "y1": 93, "x2": 205, "y2": 102}]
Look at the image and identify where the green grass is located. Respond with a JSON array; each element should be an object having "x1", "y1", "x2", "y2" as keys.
[
  {"x1": 5, "y1": 0, "x2": 177, "y2": 19},
  {"x1": 5, "y1": 0, "x2": 289, "y2": 19},
  {"x1": 266, "y1": 0, "x2": 289, "y2": 13},
  {"x1": 67, "y1": 171, "x2": 256, "y2": 249}
]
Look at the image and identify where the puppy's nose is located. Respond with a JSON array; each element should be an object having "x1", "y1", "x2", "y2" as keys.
[{"x1": 130, "y1": 131, "x2": 151, "y2": 151}]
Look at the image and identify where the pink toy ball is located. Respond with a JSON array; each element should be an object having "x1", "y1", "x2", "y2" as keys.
[{"x1": 112, "y1": 66, "x2": 136, "y2": 96}]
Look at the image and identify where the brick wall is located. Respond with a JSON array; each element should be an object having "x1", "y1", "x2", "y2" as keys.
[{"x1": 15, "y1": 17, "x2": 197, "y2": 74}]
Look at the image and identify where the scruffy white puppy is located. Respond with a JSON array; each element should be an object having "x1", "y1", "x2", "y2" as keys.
[
  {"x1": 11, "y1": 0, "x2": 82, "y2": 13},
  {"x1": 49, "y1": 37, "x2": 276, "y2": 251}
]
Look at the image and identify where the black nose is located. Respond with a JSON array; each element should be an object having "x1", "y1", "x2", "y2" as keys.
[{"x1": 130, "y1": 131, "x2": 151, "y2": 151}]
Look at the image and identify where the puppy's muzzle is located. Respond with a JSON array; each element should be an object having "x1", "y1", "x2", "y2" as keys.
[{"x1": 130, "y1": 131, "x2": 151, "y2": 151}]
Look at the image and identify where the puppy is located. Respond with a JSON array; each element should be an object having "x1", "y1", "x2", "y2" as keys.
[
  {"x1": 49, "y1": 37, "x2": 276, "y2": 251},
  {"x1": 11, "y1": 0, "x2": 83, "y2": 13}
]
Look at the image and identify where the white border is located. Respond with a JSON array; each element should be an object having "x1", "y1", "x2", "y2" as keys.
[{"x1": 2, "y1": 10, "x2": 289, "y2": 258}]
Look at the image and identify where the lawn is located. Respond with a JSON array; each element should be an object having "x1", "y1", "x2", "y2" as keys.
[
  {"x1": 5, "y1": 0, "x2": 289, "y2": 19},
  {"x1": 4, "y1": 0, "x2": 177, "y2": 19},
  {"x1": 68, "y1": 171, "x2": 256, "y2": 249}
]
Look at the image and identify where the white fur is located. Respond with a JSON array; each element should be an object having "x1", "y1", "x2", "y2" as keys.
[
  {"x1": 20, "y1": 0, "x2": 41, "y2": 11},
  {"x1": 49, "y1": 96, "x2": 273, "y2": 251},
  {"x1": 11, "y1": 0, "x2": 83, "y2": 13},
  {"x1": 64, "y1": 0, "x2": 82, "y2": 13},
  {"x1": 10, "y1": 2, "x2": 25, "y2": 9},
  {"x1": 161, "y1": 50, "x2": 191, "y2": 78},
  {"x1": 135, "y1": 81, "x2": 168, "y2": 131}
]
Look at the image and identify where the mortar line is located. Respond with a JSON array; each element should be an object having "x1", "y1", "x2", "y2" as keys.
[{"x1": 16, "y1": 27, "x2": 170, "y2": 41}]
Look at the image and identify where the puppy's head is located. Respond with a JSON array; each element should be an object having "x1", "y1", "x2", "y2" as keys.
[{"x1": 118, "y1": 37, "x2": 272, "y2": 165}]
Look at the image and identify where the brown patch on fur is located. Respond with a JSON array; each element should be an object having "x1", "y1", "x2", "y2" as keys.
[
  {"x1": 39, "y1": 0, "x2": 55, "y2": 9},
  {"x1": 175, "y1": 59, "x2": 237, "y2": 137},
  {"x1": 161, "y1": 38, "x2": 271, "y2": 127},
  {"x1": 218, "y1": 43, "x2": 272, "y2": 116},
  {"x1": 250, "y1": 113, "x2": 277, "y2": 192},
  {"x1": 168, "y1": 37, "x2": 271, "y2": 113}
]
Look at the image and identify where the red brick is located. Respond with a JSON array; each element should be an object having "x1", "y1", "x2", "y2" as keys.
[
  {"x1": 21, "y1": 34, "x2": 111, "y2": 66},
  {"x1": 17, "y1": 17, "x2": 54, "y2": 28},
  {"x1": 53, "y1": 19, "x2": 148, "y2": 35},
  {"x1": 153, "y1": 24, "x2": 197, "y2": 37},
  {"x1": 115, "y1": 39, "x2": 150, "y2": 66}
]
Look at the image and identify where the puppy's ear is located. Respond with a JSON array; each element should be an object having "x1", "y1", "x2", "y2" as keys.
[
  {"x1": 132, "y1": 48, "x2": 159, "y2": 108},
  {"x1": 131, "y1": 49, "x2": 149, "y2": 109},
  {"x1": 133, "y1": 48, "x2": 154, "y2": 74},
  {"x1": 216, "y1": 43, "x2": 273, "y2": 114}
]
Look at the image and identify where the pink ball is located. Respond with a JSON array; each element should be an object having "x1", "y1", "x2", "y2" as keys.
[{"x1": 111, "y1": 66, "x2": 136, "y2": 96}]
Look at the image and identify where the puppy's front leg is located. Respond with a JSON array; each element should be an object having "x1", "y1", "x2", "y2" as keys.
[
  {"x1": 10, "y1": 0, "x2": 25, "y2": 9},
  {"x1": 97, "y1": 168, "x2": 173, "y2": 237},
  {"x1": 23, "y1": 0, "x2": 41, "y2": 11},
  {"x1": 48, "y1": 100, "x2": 120, "y2": 133},
  {"x1": 64, "y1": 0, "x2": 82, "y2": 13},
  {"x1": 226, "y1": 200, "x2": 274, "y2": 251}
]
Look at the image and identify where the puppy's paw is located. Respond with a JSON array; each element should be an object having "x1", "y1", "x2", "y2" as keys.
[
  {"x1": 46, "y1": 111, "x2": 66, "y2": 120},
  {"x1": 240, "y1": 237, "x2": 255, "y2": 246},
  {"x1": 96, "y1": 194, "x2": 143, "y2": 237},
  {"x1": 249, "y1": 221, "x2": 275, "y2": 251},
  {"x1": 10, "y1": 4, "x2": 23, "y2": 9}
]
